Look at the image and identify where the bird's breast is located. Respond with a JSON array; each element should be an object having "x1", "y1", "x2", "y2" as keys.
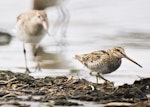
[
  {"x1": 16, "y1": 23, "x2": 46, "y2": 43},
  {"x1": 85, "y1": 58, "x2": 121, "y2": 74},
  {"x1": 27, "y1": 23, "x2": 46, "y2": 36}
]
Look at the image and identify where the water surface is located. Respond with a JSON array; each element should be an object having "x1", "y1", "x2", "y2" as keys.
[{"x1": 0, "y1": 0, "x2": 150, "y2": 86}]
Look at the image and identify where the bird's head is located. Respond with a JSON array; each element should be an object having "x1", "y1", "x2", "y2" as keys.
[{"x1": 111, "y1": 47, "x2": 142, "y2": 68}]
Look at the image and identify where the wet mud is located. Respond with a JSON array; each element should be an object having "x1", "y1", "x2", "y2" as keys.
[{"x1": 0, "y1": 70, "x2": 149, "y2": 106}]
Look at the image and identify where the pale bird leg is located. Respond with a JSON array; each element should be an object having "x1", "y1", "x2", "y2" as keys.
[
  {"x1": 23, "y1": 43, "x2": 31, "y2": 74},
  {"x1": 90, "y1": 71, "x2": 109, "y2": 83},
  {"x1": 90, "y1": 71, "x2": 99, "y2": 83},
  {"x1": 33, "y1": 45, "x2": 41, "y2": 72},
  {"x1": 29, "y1": 44, "x2": 41, "y2": 72},
  {"x1": 97, "y1": 73, "x2": 109, "y2": 82}
]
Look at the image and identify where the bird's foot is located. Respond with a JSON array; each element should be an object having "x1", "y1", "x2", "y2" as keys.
[
  {"x1": 137, "y1": 75, "x2": 144, "y2": 80},
  {"x1": 103, "y1": 80, "x2": 114, "y2": 87},
  {"x1": 25, "y1": 68, "x2": 31, "y2": 74}
]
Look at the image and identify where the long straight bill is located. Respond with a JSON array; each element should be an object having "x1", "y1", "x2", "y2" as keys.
[
  {"x1": 125, "y1": 55, "x2": 143, "y2": 68},
  {"x1": 42, "y1": 21, "x2": 51, "y2": 37}
]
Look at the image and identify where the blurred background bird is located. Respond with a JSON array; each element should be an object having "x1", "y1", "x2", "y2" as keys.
[{"x1": 15, "y1": 10, "x2": 49, "y2": 73}]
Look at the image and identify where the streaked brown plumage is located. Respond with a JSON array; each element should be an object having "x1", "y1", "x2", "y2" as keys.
[{"x1": 74, "y1": 47, "x2": 142, "y2": 83}]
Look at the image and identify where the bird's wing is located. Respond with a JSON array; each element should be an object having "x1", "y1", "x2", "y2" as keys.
[{"x1": 75, "y1": 50, "x2": 109, "y2": 65}]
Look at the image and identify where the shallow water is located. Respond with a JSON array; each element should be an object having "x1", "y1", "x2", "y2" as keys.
[{"x1": 0, "y1": 0, "x2": 150, "y2": 87}]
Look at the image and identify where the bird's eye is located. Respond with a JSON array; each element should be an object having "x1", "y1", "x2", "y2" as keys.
[
  {"x1": 116, "y1": 49, "x2": 120, "y2": 51},
  {"x1": 38, "y1": 15, "x2": 41, "y2": 18}
]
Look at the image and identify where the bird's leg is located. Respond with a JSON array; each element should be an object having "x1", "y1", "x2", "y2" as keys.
[
  {"x1": 34, "y1": 46, "x2": 41, "y2": 72},
  {"x1": 23, "y1": 43, "x2": 31, "y2": 74},
  {"x1": 96, "y1": 75, "x2": 99, "y2": 84},
  {"x1": 97, "y1": 73, "x2": 110, "y2": 82},
  {"x1": 90, "y1": 71, "x2": 99, "y2": 83}
]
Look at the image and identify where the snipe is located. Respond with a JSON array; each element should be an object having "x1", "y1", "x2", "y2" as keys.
[{"x1": 74, "y1": 47, "x2": 142, "y2": 83}]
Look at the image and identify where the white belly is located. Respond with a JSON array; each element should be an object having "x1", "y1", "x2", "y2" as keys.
[
  {"x1": 17, "y1": 32, "x2": 46, "y2": 43},
  {"x1": 15, "y1": 24, "x2": 46, "y2": 43}
]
